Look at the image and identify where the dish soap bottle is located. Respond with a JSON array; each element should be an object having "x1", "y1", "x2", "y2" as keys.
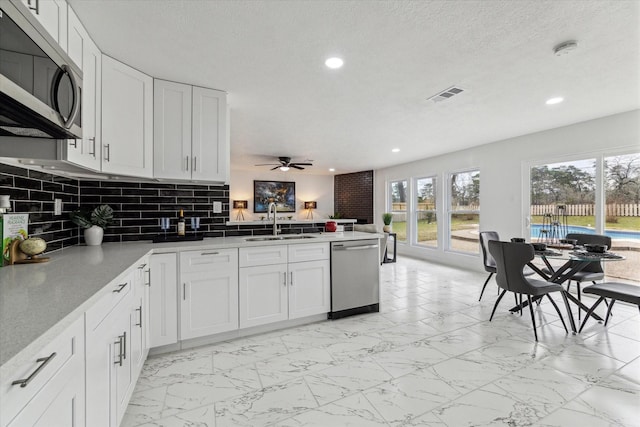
[{"x1": 177, "y1": 209, "x2": 186, "y2": 236}]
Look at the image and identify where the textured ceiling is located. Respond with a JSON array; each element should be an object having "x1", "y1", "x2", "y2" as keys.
[{"x1": 67, "y1": 0, "x2": 640, "y2": 175}]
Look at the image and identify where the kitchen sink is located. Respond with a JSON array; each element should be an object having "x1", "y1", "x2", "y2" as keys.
[{"x1": 245, "y1": 235, "x2": 317, "y2": 242}]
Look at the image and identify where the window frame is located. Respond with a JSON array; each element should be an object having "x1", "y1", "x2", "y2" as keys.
[
  {"x1": 414, "y1": 175, "x2": 438, "y2": 249},
  {"x1": 446, "y1": 168, "x2": 480, "y2": 255},
  {"x1": 388, "y1": 179, "x2": 409, "y2": 243}
]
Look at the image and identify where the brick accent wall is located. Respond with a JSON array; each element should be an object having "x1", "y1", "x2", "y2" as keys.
[{"x1": 334, "y1": 170, "x2": 374, "y2": 224}]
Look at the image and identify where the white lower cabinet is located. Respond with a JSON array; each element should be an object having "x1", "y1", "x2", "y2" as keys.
[
  {"x1": 0, "y1": 316, "x2": 85, "y2": 427},
  {"x1": 149, "y1": 253, "x2": 178, "y2": 348},
  {"x1": 239, "y1": 263, "x2": 289, "y2": 328},
  {"x1": 239, "y1": 243, "x2": 330, "y2": 328},
  {"x1": 85, "y1": 272, "x2": 135, "y2": 427},
  {"x1": 180, "y1": 249, "x2": 239, "y2": 339}
]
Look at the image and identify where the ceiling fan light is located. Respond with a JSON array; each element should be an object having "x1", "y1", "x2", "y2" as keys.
[{"x1": 280, "y1": 166, "x2": 290, "y2": 172}]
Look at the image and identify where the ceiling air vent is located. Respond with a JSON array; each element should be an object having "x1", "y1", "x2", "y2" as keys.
[{"x1": 427, "y1": 86, "x2": 465, "y2": 103}]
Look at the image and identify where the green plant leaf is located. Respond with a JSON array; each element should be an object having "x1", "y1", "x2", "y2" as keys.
[{"x1": 91, "y1": 205, "x2": 114, "y2": 228}]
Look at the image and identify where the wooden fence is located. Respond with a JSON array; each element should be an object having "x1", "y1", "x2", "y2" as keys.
[
  {"x1": 530, "y1": 204, "x2": 640, "y2": 217},
  {"x1": 391, "y1": 203, "x2": 479, "y2": 211}
]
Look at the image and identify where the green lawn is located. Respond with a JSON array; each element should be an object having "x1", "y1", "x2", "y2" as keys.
[{"x1": 390, "y1": 215, "x2": 640, "y2": 243}]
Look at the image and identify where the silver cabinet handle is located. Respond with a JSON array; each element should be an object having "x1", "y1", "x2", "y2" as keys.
[
  {"x1": 27, "y1": 0, "x2": 40, "y2": 14},
  {"x1": 69, "y1": 139, "x2": 78, "y2": 148},
  {"x1": 193, "y1": 156, "x2": 197, "y2": 172},
  {"x1": 112, "y1": 283, "x2": 127, "y2": 293},
  {"x1": 201, "y1": 252, "x2": 219, "y2": 256},
  {"x1": 138, "y1": 263, "x2": 147, "y2": 269},
  {"x1": 183, "y1": 283, "x2": 186, "y2": 300},
  {"x1": 144, "y1": 269, "x2": 150, "y2": 286},
  {"x1": 114, "y1": 334, "x2": 124, "y2": 366},
  {"x1": 283, "y1": 272, "x2": 287, "y2": 287},
  {"x1": 104, "y1": 144, "x2": 110, "y2": 162},
  {"x1": 290, "y1": 272, "x2": 293, "y2": 286},
  {"x1": 186, "y1": 156, "x2": 189, "y2": 171},
  {"x1": 89, "y1": 137, "x2": 96, "y2": 157},
  {"x1": 135, "y1": 306, "x2": 142, "y2": 327},
  {"x1": 123, "y1": 331, "x2": 127, "y2": 360},
  {"x1": 11, "y1": 352, "x2": 56, "y2": 388}
]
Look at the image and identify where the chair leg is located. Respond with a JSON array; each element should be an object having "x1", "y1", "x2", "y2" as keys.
[
  {"x1": 479, "y1": 272, "x2": 493, "y2": 301},
  {"x1": 604, "y1": 299, "x2": 616, "y2": 326},
  {"x1": 578, "y1": 297, "x2": 606, "y2": 333},
  {"x1": 519, "y1": 294, "x2": 523, "y2": 316},
  {"x1": 546, "y1": 294, "x2": 568, "y2": 333},
  {"x1": 576, "y1": 283, "x2": 582, "y2": 320},
  {"x1": 560, "y1": 291, "x2": 576, "y2": 334},
  {"x1": 566, "y1": 281, "x2": 571, "y2": 292},
  {"x1": 527, "y1": 295, "x2": 538, "y2": 342},
  {"x1": 490, "y1": 289, "x2": 507, "y2": 322}
]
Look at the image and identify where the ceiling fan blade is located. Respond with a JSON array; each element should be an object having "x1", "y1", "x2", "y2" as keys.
[
  {"x1": 291, "y1": 163, "x2": 313, "y2": 166},
  {"x1": 270, "y1": 166, "x2": 280, "y2": 170},
  {"x1": 255, "y1": 163, "x2": 280, "y2": 166},
  {"x1": 290, "y1": 165, "x2": 305, "y2": 170}
]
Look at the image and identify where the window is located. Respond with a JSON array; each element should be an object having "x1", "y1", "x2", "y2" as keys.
[
  {"x1": 415, "y1": 176, "x2": 437, "y2": 247},
  {"x1": 529, "y1": 153, "x2": 639, "y2": 283},
  {"x1": 530, "y1": 159, "x2": 596, "y2": 242},
  {"x1": 449, "y1": 170, "x2": 480, "y2": 253},
  {"x1": 389, "y1": 180, "x2": 407, "y2": 242}
]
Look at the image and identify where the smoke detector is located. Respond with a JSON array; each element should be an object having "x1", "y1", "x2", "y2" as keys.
[{"x1": 554, "y1": 41, "x2": 578, "y2": 56}]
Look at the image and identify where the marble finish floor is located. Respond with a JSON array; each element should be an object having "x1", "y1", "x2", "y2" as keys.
[{"x1": 123, "y1": 257, "x2": 640, "y2": 426}]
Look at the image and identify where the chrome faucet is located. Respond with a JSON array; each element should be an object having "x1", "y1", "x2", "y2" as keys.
[{"x1": 267, "y1": 202, "x2": 279, "y2": 235}]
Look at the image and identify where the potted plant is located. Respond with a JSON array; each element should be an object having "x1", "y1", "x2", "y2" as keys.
[
  {"x1": 382, "y1": 213, "x2": 393, "y2": 232},
  {"x1": 70, "y1": 204, "x2": 114, "y2": 246}
]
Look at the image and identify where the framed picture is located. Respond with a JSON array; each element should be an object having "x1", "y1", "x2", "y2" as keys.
[{"x1": 254, "y1": 181, "x2": 296, "y2": 213}]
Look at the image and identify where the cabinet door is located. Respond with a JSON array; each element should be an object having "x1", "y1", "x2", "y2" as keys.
[
  {"x1": 239, "y1": 264, "x2": 288, "y2": 328},
  {"x1": 102, "y1": 55, "x2": 153, "y2": 178},
  {"x1": 7, "y1": 355, "x2": 84, "y2": 427},
  {"x1": 112, "y1": 303, "x2": 133, "y2": 427},
  {"x1": 65, "y1": 7, "x2": 101, "y2": 170},
  {"x1": 192, "y1": 86, "x2": 228, "y2": 182},
  {"x1": 153, "y1": 79, "x2": 192, "y2": 180},
  {"x1": 149, "y1": 253, "x2": 178, "y2": 348},
  {"x1": 180, "y1": 249, "x2": 239, "y2": 339},
  {"x1": 288, "y1": 259, "x2": 331, "y2": 319},
  {"x1": 21, "y1": 0, "x2": 67, "y2": 50}
]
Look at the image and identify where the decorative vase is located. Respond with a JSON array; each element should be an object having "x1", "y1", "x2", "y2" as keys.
[
  {"x1": 383, "y1": 224, "x2": 392, "y2": 233},
  {"x1": 84, "y1": 225, "x2": 104, "y2": 246}
]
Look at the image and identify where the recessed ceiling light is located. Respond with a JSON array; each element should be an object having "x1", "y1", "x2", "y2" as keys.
[
  {"x1": 392, "y1": 148, "x2": 400, "y2": 153},
  {"x1": 325, "y1": 57, "x2": 344, "y2": 69},
  {"x1": 546, "y1": 97, "x2": 564, "y2": 105},
  {"x1": 279, "y1": 166, "x2": 290, "y2": 172},
  {"x1": 329, "y1": 168, "x2": 335, "y2": 172}
]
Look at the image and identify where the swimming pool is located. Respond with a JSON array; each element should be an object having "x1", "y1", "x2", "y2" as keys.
[{"x1": 530, "y1": 224, "x2": 640, "y2": 241}]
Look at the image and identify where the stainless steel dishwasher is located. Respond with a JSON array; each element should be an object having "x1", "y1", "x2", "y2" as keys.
[{"x1": 329, "y1": 239, "x2": 380, "y2": 319}]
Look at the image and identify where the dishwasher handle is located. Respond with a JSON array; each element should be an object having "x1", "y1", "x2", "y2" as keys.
[{"x1": 333, "y1": 244, "x2": 378, "y2": 251}]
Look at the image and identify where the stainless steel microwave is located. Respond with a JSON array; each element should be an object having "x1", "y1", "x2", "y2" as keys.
[{"x1": 0, "y1": 0, "x2": 82, "y2": 139}]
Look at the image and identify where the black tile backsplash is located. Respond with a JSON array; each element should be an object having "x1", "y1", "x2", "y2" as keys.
[
  {"x1": 1, "y1": 164, "x2": 352, "y2": 252},
  {"x1": 0, "y1": 165, "x2": 79, "y2": 252}
]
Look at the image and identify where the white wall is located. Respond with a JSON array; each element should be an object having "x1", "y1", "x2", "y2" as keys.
[
  {"x1": 230, "y1": 168, "x2": 334, "y2": 221},
  {"x1": 375, "y1": 109, "x2": 640, "y2": 271}
]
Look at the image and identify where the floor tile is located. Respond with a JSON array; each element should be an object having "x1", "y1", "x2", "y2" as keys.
[{"x1": 279, "y1": 392, "x2": 388, "y2": 426}]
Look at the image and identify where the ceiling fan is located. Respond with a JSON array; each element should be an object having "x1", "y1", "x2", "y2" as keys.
[{"x1": 255, "y1": 156, "x2": 313, "y2": 171}]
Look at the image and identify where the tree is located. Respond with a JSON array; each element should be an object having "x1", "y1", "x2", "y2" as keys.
[{"x1": 606, "y1": 155, "x2": 640, "y2": 203}]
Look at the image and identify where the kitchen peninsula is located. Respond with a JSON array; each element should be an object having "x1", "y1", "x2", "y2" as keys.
[{"x1": 0, "y1": 231, "x2": 381, "y2": 427}]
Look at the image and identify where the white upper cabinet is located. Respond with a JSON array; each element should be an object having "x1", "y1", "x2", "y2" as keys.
[
  {"x1": 154, "y1": 79, "x2": 228, "y2": 182},
  {"x1": 21, "y1": 0, "x2": 68, "y2": 50},
  {"x1": 102, "y1": 55, "x2": 153, "y2": 178},
  {"x1": 63, "y1": 6, "x2": 101, "y2": 171}
]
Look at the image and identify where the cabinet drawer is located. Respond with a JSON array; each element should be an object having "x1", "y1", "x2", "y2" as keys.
[
  {"x1": 239, "y1": 245, "x2": 288, "y2": 267},
  {"x1": 0, "y1": 316, "x2": 84, "y2": 427},
  {"x1": 288, "y1": 242, "x2": 330, "y2": 263},
  {"x1": 85, "y1": 272, "x2": 133, "y2": 333},
  {"x1": 180, "y1": 248, "x2": 238, "y2": 273}
]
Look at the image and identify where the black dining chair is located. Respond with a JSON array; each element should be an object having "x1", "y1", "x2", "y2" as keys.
[
  {"x1": 564, "y1": 233, "x2": 612, "y2": 316},
  {"x1": 488, "y1": 240, "x2": 571, "y2": 341},
  {"x1": 479, "y1": 231, "x2": 534, "y2": 302}
]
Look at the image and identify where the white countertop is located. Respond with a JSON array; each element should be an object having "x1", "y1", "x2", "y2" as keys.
[
  {"x1": 225, "y1": 219, "x2": 357, "y2": 226},
  {"x1": 0, "y1": 231, "x2": 381, "y2": 369}
]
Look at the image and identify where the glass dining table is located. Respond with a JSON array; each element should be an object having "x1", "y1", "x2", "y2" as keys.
[{"x1": 511, "y1": 247, "x2": 626, "y2": 333}]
